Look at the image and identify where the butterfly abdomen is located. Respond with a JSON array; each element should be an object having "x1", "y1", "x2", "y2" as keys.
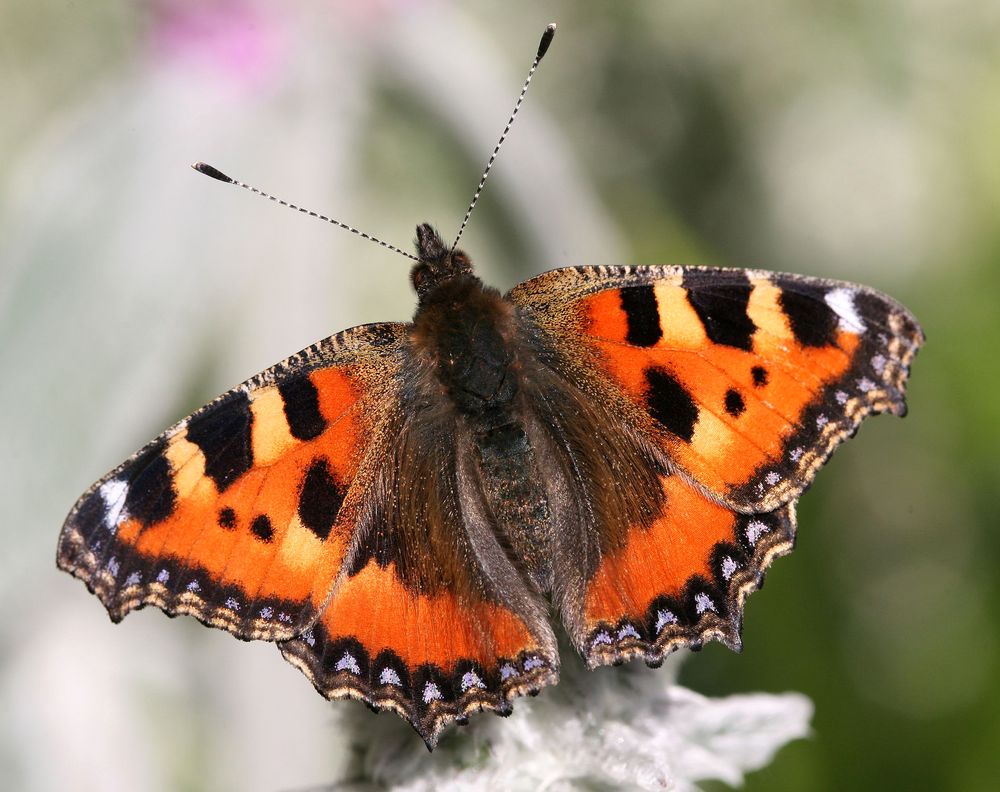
[{"x1": 476, "y1": 420, "x2": 553, "y2": 591}]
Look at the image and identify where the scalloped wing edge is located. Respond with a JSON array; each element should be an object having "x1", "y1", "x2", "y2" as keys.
[
  {"x1": 730, "y1": 291, "x2": 923, "y2": 513},
  {"x1": 57, "y1": 527, "x2": 309, "y2": 641},
  {"x1": 278, "y1": 631, "x2": 559, "y2": 748}
]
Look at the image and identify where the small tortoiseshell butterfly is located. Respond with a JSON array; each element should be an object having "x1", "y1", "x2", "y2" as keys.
[{"x1": 57, "y1": 24, "x2": 923, "y2": 747}]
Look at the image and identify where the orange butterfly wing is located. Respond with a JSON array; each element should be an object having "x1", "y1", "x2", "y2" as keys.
[
  {"x1": 58, "y1": 321, "x2": 556, "y2": 745},
  {"x1": 510, "y1": 266, "x2": 922, "y2": 664}
]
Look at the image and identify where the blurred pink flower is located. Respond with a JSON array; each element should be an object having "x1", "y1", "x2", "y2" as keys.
[{"x1": 147, "y1": 0, "x2": 287, "y2": 88}]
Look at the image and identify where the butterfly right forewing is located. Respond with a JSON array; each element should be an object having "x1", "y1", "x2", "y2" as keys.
[{"x1": 511, "y1": 266, "x2": 922, "y2": 512}]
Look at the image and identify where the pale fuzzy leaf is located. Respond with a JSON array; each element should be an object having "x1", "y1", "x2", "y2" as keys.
[{"x1": 331, "y1": 648, "x2": 812, "y2": 792}]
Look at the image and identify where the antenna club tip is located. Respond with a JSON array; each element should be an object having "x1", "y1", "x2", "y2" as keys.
[
  {"x1": 192, "y1": 162, "x2": 233, "y2": 183},
  {"x1": 537, "y1": 23, "x2": 557, "y2": 59}
]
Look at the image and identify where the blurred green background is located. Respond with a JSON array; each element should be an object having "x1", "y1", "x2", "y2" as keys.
[{"x1": 2, "y1": 1, "x2": 998, "y2": 790}]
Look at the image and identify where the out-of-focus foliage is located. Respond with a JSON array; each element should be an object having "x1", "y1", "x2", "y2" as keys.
[{"x1": 2, "y1": 1, "x2": 998, "y2": 790}]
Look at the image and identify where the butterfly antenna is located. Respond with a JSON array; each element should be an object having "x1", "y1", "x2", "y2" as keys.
[
  {"x1": 191, "y1": 162, "x2": 419, "y2": 262},
  {"x1": 450, "y1": 22, "x2": 557, "y2": 252}
]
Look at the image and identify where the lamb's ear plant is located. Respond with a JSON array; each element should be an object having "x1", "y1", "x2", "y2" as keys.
[{"x1": 333, "y1": 649, "x2": 812, "y2": 792}]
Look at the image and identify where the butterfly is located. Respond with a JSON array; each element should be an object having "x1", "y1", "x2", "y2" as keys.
[{"x1": 56, "y1": 24, "x2": 923, "y2": 748}]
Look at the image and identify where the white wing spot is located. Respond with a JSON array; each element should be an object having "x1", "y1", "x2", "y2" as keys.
[
  {"x1": 461, "y1": 671, "x2": 486, "y2": 691},
  {"x1": 278, "y1": 612, "x2": 292, "y2": 623},
  {"x1": 124, "y1": 571, "x2": 141, "y2": 588},
  {"x1": 99, "y1": 479, "x2": 130, "y2": 532},
  {"x1": 523, "y1": 656, "x2": 545, "y2": 671},
  {"x1": 423, "y1": 682, "x2": 443, "y2": 703},
  {"x1": 617, "y1": 624, "x2": 641, "y2": 641},
  {"x1": 335, "y1": 652, "x2": 360, "y2": 674},
  {"x1": 187, "y1": 580, "x2": 201, "y2": 593},
  {"x1": 858, "y1": 377, "x2": 876, "y2": 393},
  {"x1": 694, "y1": 592, "x2": 716, "y2": 614},
  {"x1": 721, "y1": 556, "x2": 739, "y2": 581},
  {"x1": 302, "y1": 629, "x2": 315, "y2": 647},
  {"x1": 156, "y1": 569, "x2": 170, "y2": 584},
  {"x1": 789, "y1": 447, "x2": 804, "y2": 462},
  {"x1": 106, "y1": 557, "x2": 120, "y2": 577},
  {"x1": 655, "y1": 610, "x2": 678, "y2": 633},
  {"x1": 592, "y1": 630, "x2": 613, "y2": 647},
  {"x1": 500, "y1": 663, "x2": 519, "y2": 680},
  {"x1": 746, "y1": 520, "x2": 770, "y2": 545},
  {"x1": 380, "y1": 667, "x2": 402, "y2": 686},
  {"x1": 872, "y1": 354, "x2": 887, "y2": 375},
  {"x1": 765, "y1": 471, "x2": 782, "y2": 486},
  {"x1": 259, "y1": 606, "x2": 274, "y2": 620},
  {"x1": 836, "y1": 390, "x2": 848, "y2": 405},
  {"x1": 816, "y1": 414, "x2": 829, "y2": 428},
  {"x1": 225, "y1": 596, "x2": 240, "y2": 611},
  {"x1": 825, "y1": 288, "x2": 866, "y2": 333}
]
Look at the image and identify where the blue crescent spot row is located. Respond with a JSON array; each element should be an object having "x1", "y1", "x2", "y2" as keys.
[{"x1": 283, "y1": 622, "x2": 554, "y2": 722}]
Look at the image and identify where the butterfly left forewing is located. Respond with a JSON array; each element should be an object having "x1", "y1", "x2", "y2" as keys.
[{"x1": 57, "y1": 323, "x2": 408, "y2": 641}]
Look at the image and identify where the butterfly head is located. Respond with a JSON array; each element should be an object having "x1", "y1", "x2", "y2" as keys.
[{"x1": 411, "y1": 223, "x2": 475, "y2": 300}]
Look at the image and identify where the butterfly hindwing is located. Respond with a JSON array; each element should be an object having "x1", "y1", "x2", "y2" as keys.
[
  {"x1": 517, "y1": 350, "x2": 798, "y2": 666},
  {"x1": 57, "y1": 323, "x2": 409, "y2": 640},
  {"x1": 279, "y1": 389, "x2": 558, "y2": 745},
  {"x1": 279, "y1": 556, "x2": 556, "y2": 745},
  {"x1": 577, "y1": 472, "x2": 797, "y2": 665}
]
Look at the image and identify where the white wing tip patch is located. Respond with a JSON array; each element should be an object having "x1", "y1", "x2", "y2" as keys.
[
  {"x1": 98, "y1": 478, "x2": 130, "y2": 531},
  {"x1": 825, "y1": 288, "x2": 866, "y2": 333}
]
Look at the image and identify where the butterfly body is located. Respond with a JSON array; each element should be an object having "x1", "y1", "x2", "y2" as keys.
[{"x1": 58, "y1": 222, "x2": 922, "y2": 745}]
